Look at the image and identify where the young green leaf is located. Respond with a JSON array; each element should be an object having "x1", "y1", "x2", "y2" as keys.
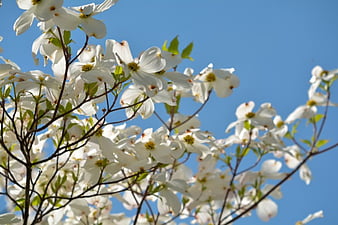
[
  {"x1": 291, "y1": 121, "x2": 300, "y2": 135},
  {"x1": 31, "y1": 195, "x2": 41, "y2": 207},
  {"x1": 84, "y1": 82, "x2": 99, "y2": 97},
  {"x1": 301, "y1": 139, "x2": 312, "y2": 147},
  {"x1": 65, "y1": 102, "x2": 72, "y2": 112},
  {"x1": 243, "y1": 120, "x2": 252, "y2": 130},
  {"x1": 4, "y1": 86, "x2": 11, "y2": 98},
  {"x1": 63, "y1": 30, "x2": 72, "y2": 45},
  {"x1": 168, "y1": 36, "x2": 180, "y2": 55},
  {"x1": 162, "y1": 40, "x2": 169, "y2": 52},
  {"x1": 311, "y1": 114, "x2": 324, "y2": 123},
  {"x1": 48, "y1": 37, "x2": 62, "y2": 48},
  {"x1": 316, "y1": 139, "x2": 329, "y2": 148},
  {"x1": 181, "y1": 42, "x2": 194, "y2": 60},
  {"x1": 241, "y1": 147, "x2": 250, "y2": 157}
]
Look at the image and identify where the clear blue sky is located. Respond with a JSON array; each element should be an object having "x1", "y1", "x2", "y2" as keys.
[{"x1": 1, "y1": 0, "x2": 338, "y2": 224}]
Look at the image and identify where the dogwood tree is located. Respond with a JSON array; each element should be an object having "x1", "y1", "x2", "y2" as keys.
[{"x1": 0, "y1": 0, "x2": 336, "y2": 224}]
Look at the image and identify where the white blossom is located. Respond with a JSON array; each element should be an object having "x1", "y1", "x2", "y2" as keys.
[{"x1": 256, "y1": 198, "x2": 278, "y2": 221}]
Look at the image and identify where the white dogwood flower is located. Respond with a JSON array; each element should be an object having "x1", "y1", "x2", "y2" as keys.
[
  {"x1": 195, "y1": 63, "x2": 240, "y2": 98},
  {"x1": 72, "y1": 0, "x2": 118, "y2": 38},
  {"x1": 226, "y1": 101, "x2": 276, "y2": 132},
  {"x1": 256, "y1": 198, "x2": 278, "y2": 221},
  {"x1": 112, "y1": 40, "x2": 166, "y2": 97}
]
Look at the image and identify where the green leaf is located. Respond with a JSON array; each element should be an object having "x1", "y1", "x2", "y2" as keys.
[
  {"x1": 24, "y1": 109, "x2": 34, "y2": 119},
  {"x1": 251, "y1": 148, "x2": 260, "y2": 157},
  {"x1": 65, "y1": 102, "x2": 72, "y2": 112},
  {"x1": 114, "y1": 65, "x2": 124, "y2": 76},
  {"x1": 284, "y1": 131, "x2": 292, "y2": 139},
  {"x1": 162, "y1": 40, "x2": 169, "y2": 51},
  {"x1": 53, "y1": 174, "x2": 68, "y2": 193},
  {"x1": 241, "y1": 147, "x2": 250, "y2": 157},
  {"x1": 256, "y1": 189, "x2": 263, "y2": 199},
  {"x1": 238, "y1": 186, "x2": 246, "y2": 198},
  {"x1": 58, "y1": 104, "x2": 65, "y2": 114},
  {"x1": 4, "y1": 86, "x2": 11, "y2": 98},
  {"x1": 291, "y1": 121, "x2": 300, "y2": 135},
  {"x1": 38, "y1": 109, "x2": 46, "y2": 118},
  {"x1": 301, "y1": 139, "x2": 312, "y2": 147},
  {"x1": 168, "y1": 36, "x2": 180, "y2": 55},
  {"x1": 63, "y1": 30, "x2": 72, "y2": 45},
  {"x1": 182, "y1": 197, "x2": 190, "y2": 205},
  {"x1": 136, "y1": 171, "x2": 149, "y2": 182},
  {"x1": 316, "y1": 139, "x2": 329, "y2": 148},
  {"x1": 310, "y1": 114, "x2": 324, "y2": 123},
  {"x1": 67, "y1": 122, "x2": 78, "y2": 130},
  {"x1": 67, "y1": 46, "x2": 72, "y2": 55},
  {"x1": 181, "y1": 42, "x2": 194, "y2": 60},
  {"x1": 46, "y1": 99, "x2": 53, "y2": 110},
  {"x1": 235, "y1": 145, "x2": 242, "y2": 158},
  {"x1": 48, "y1": 37, "x2": 62, "y2": 48},
  {"x1": 84, "y1": 82, "x2": 98, "y2": 97},
  {"x1": 224, "y1": 155, "x2": 232, "y2": 165},
  {"x1": 32, "y1": 195, "x2": 41, "y2": 207},
  {"x1": 14, "y1": 198, "x2": 25, "y2": 211},
  {"x1": 61, "y1": 173, "x2": 67, "y2": 185},
  {"x1": 151, "y1": 184, "x2": 164, "y2": 194},
  {"x1": 243, "y1": 120, "x2": 252, "y2": 130},
  {"x1": 71, "y1": 171, "x2": 78, "y2": 182}
]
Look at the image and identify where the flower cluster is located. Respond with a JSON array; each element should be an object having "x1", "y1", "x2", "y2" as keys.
[{"x1": 0, "y1": 0, "x2": 335, "y2": 225}]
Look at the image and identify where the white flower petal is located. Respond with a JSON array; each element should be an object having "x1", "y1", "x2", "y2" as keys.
[
  {"x1": 113, "y1": 40, "x2": 133, "y2": 64},
  {"x1": 300, "y1": 164, "x2": 312, "y2": 185},
  {"x1": 139, "y1": 47, "x2": 166, "y2": 73},
  {"x1": 236, "y1": 101, "x2": 255, "y2": 119},
  {"x1": 261, "y1": 159, "x2": 282, "y2": 174},
  {"x1": 301, "y1": 210, "x2": 324, "y2": 224},
  {"x1": 162, "y1": 50, "x2": 182, "y2": 70},
  {"x1": 310, "y1": 65, "x2": 323, "y2": 82},
  {"x1": 159, "y1": 189, "x2": 181, "y2": 215},
  {"x1": 34, "y1": 0, "x2": 63, "y2": 21},
  {"x1": 94, "y1": 0, "x2": 119, "y2": 14},
  {"x1": 257, "y1": 198, "x2": 278, "y2": 222},
  {"x1": 53, "y1": 8, "x2": 80, "y2": 30},
  {"x1": 285, "y1": 105, "x2": 317, "y2": 124},
  {"x1": 133, "y1": 71, "x2": 164, "y2": 96},
  {"x1": 16, "y1": 0, "x2": 32, "y2": 10},
  {"x1": 0, "y1": 213, "x2": 21, "y2": 224},
  {"x1": 81, "y1": 17, "x2": 107, "y2": 39},
  {"x1": 213, "y1": 78, "x2": 231, "y2": 97},
  {"x1": 164, "y1": 71, "x2": 192, "y2": 90},
  {"x1": 13, "y1": 9, "x2": 35, "y2": 35}
]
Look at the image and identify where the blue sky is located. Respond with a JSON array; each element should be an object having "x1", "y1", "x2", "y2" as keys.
[{"x1": 1, "y1": 0, "x2": 338, "y2": 224}]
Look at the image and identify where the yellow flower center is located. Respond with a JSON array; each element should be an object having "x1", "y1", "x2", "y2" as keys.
[
  {"x1": 276, "y1": 120, "x2": 284, "y2": 128},
  {"x1": 306, "y1": 99, "x2": 317, "y2": 106},
  {"x1": 246, "y1": 112, "x2": 256, "y2": 118},
  {"x1": 95, "y1": 128, "x2": 103, "y2": 137},
  {"x1": 197, "y1": 177, "x2": 207, "y2": 183},
  {"x1": 79, "y1": 13, "x2": 91, "y2": 18},
  {"x1": 174, "y1": 120, "x2": 182, "y2": 127},
  {"x1": 184, "y1": 135, "x2": 195, "y2": 145},
  {"x1": 205, "y1": 72, "x2": 216, "y2": 82},
  {"x1": 127, "y1": 62, "x2": 140, "y2": 72},
  {"x1": 32, "y1": 0, "x2": 42, "y2": 5},
  {"x1": 155, "y1": 70, "x2": 166, "y2": 75},
  {"x1": 144, "y1": 141, "x2": 156, "y2": 150},
  {"x1": 319, "y1": 70, "x2": 329, "y2": 77},
  {"x1": 95, "y1": 158, "x2": 109, "y2": 168},
  {"x1": 82, "y1": 64, "x2": 94, "y2": 72}
]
